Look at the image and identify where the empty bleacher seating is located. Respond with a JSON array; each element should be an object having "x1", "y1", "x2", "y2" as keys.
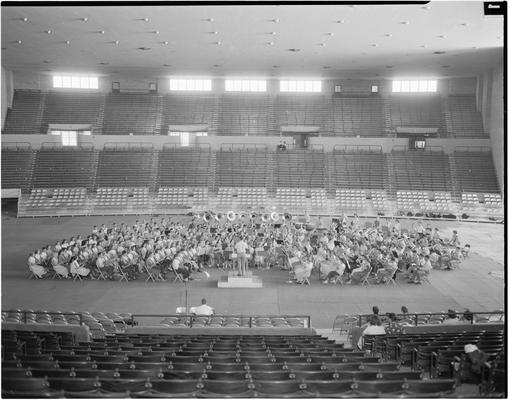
[
  {"x1": 1, "y1": 144, "x2": 33, "y2": 192},
  {"x1": 163, "y1": 93, "x2": 217, "y2": 134},
  {"x1": 25, "y1": 188, "x2": 87, "y2": 211},
  {"x1": 391, "y1": 150, "x2": 452, "y2": 192},
  {"x1": 388, "y1": 95, "x2": 445, "y2": 133},
  {"x1": 453, "y1": 150, "x2": 499, "y2": 194},
  {"x1": 41, "y1": 91, "x2": 104, "y2": 132},
  {"x1": 273, "y1": 95, "x2": 329, "y2": 128},
  {"x1": 95, "y1": 148, "x2": 154, "y2": 188},
  {"x1": 330, "y1": 150, "x2": 387, "y2": 190},
  {"x1": 330, "y1": 97, "x2": 384, "y2": 136},
  {"x1": 219, "y1": 94, "x2": 272, "y2": 136},
  {"x1": 275, "y1": 150, "x2": 325, "y2": 188},
  {"x1": 446, "y1": 95, "x2": 485, "y2": 137},
  {"x1": 157, "y1": 147, "x2": 211, "y2": 188},
  {"x1": 216, "y1": 149, "x2": 269, "y2": 188},
  {"x1": 94, "y1": 187, "x2": 150, "y2": 211},
  {"x1": 31, "y1": 147, "x2": 96, "y2": 190},
  {"x1": 3, "y1": 90, "x2": 44, "y2": 135},
  {"x1": 156, "y1": 187, "x2": 209, "y2": 209},
  {"x1": 103, "y1": 93, "x2": 161, "y2": 135},
  {"x1": 276, "y1": 188, "x2": 307, "y2": 210}
]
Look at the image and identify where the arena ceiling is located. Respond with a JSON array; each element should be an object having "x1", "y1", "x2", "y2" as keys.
[{"x1": 1, "y1": 2, "x2": 504, "y2": 79}]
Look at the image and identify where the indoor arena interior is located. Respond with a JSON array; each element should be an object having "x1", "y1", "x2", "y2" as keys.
[{"x1": 0, "y1": 2, "x2": 506, "y2": 398}]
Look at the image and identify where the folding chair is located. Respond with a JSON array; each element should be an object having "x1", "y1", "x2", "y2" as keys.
[
  {"x1": 385, "y1": 270, "x2": 398, "y2": 286},
  {"x1": 72, "y1": 271, "x2": 83, "y2": 282},
  {"x1": 171, "y1": 266, "x2": 184, "y2": 283},
  {"x1": 96, "y1": 267, "x2": 108, "y2": 281},
  {"x1": 116, "y1": 266, "x2": 129, "y2": 282},
  {"x1": 144, "y1": 263, "x2": 157, "y2": 282},
  {"x1": 360, "y1": 267, "x2": 372, "y2": 286}
]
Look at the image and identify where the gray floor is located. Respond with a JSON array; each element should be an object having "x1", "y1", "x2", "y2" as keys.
[{"x1": 1, "y1": 214, "x2": 504, "y2": 329}]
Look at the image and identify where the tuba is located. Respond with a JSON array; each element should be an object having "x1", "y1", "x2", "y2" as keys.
[
  {"x1": 284, "y1": 213, "x2": 292, "y2": 221},
  {"x1": 271, "y1": 212, "x2": 280, "y2": 222},
  {"x1": 203, "y1": 212, "x2": 213, "y2": 223},
  {"x1": 262, "y1": 214, "x2": 270, "y2": 223},
  {"x1": 227, "y1": 211, "x2": 236, "y2": 222},
  {"x1": 215, "y1": 212, "x2": 224, "y2": 222}
]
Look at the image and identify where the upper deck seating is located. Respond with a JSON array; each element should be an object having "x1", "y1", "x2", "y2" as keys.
[
  {"x1": 219, "y1": 94, "x2": 272, "y2": 136},
  {"x1": 1, "y1": 146, "x2": 33, "y2": 192},
  {"x1": 156, "y1": 187, "x2": 209, "y2": 208},
  {"x1": 3, "y1": 90, "x2": 43, "y2": 134},
  {"x1": 276, "y1": 188, "x2": 307, "y2": 210},
  {"x1": 217, "y1": 187, "x2": 267, "y2": 209},
  {"x1": 454, "y1": 151, "x2": 499, "y2": 194},
  {"x1": 31, "y1": 148, "x2": 95, "y2": 190},
  {"x1": 157, "y1": 148, "x2": 211, "y2": 188},
  {"x1": 388, "y1": 95, "x2": 444, "y2": 133},
  {"x1": 273, "y1": 95, "x2": 329, "y2": 128},
  {"x1": 103, "y1": 93, "x2": 160, "y2": 135},
  {"x1": 330, "y1": 151, "x2": 387, "y2": 190},
  {"x1": 446, "y1": 95, "x2": 485, "y2": 137},
  {"x1": 95, "y1": 149, "x2": 154, "y2": 188},
  {"x1": 163, "y1": 94, "x2": 217, "y2": 133},
  {"x1": 25, "y1": 188, "x2": 87, "y2": 211},
  {"x1": 94, "y1": 187, "x2": 150, "y2": 211},
  {"x1": 275, "y1": 150, "x2": 325, "y2": 188},
  {"x1": 41, "y1": 91, "x2": 103, "y2": 131},
  {"x1": 216, "y1": 149, "x2": 269, "y2": 188},
  {"x1": 330, "y1": 97, "x2": 384, "y2": 136},
  {"x1": 391, "y1": 150, "x2": 452, "y2": 192}
]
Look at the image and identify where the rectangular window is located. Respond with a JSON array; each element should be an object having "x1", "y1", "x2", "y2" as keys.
[
  {"x1": 225, "y1": 79, "x2": 267, "y2": 92},
  {"x1": 169, "y1": 79, "x2": 212, "y2": 91},
  {"x1": 392, "y1": 79, "x2": 437, "y2": 93},
  {"x1": 280, "y1": 80, "x2": 321, "y2": 93},
  {"x1": 53, "y1": 75, "x2": 98, "y2": 89}
]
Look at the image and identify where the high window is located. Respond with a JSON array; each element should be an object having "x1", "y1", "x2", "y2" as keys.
[
  {"x1": 53, "y1": 75, "x2": 98, "y2": 89},
  {"x1": 280, "y1": 80, "x2": 321, "y2": 93},
  {"x1": 169, "y1": 79, "x2": 212, "y2": 91},
  {"x1": 225, "y1": 79, "x2": 266, "y2": 92},
  {"x1": 50, "y1": 130, "x2": 91, "y2": 146},
  {"x1": 392, "y1": 80, "x2": 437, "y2": 93}
]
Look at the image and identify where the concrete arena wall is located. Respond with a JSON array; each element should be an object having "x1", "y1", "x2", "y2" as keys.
[{"x1": 1, "y1": 133, "x2": 492, "y2": 153}]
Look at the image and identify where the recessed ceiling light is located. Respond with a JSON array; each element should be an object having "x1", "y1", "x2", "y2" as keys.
[
  {"x1": 154, "y1": 31, "x2": 160, "y2": 34},
  {"x1": 215, "y1": 41, "x2": 222, "y2": 45},
  {"x1": 64, "y1": 40, "x2": 70, "y2": 45},
  {"x1": 137, "y1": 47, "x2": 151, "y2": 50},
  {"x1": 337, "y1": 20, "x2": 345, "y2": 23},
  {"x1": 319, "y1": 43, "x2": 326, "y2": 47},
  {"x1": 461, "y1": 23, "x2": 469, "y2": 27},
  {"x1": 142, "y1": 17, "x2": 149, "y2": 22},
  {"x1": 272, "y1": 18, "x2": 280, "y2": 23},
  {"x1": 162, "y1": 41, "x2": 169, "y2": 45},
  {"x1": 384, "y1": 33, "x2": 392, "y2": 37},
  {"x1": 288, "y1": 48, "x2": 301, "y2": 52},
  {"x1": 401, "y1": 21, "x2": 410, "y2": 25},
  {"x1": 371, "y1": 44, "x2": 379, "y2": 47},
  {"x1": 438, "y1": 35, "x2": 447, "y2": 39},
  {"x1": 163, "y1": 63, "x2": 171, "y2": 67},
  {"x1": 326, "y1": 32, "x2": 334, "y2": 36},
  {"x1": 210, "y1": 31, "x2": 218, "y2": 35},
  {"x1": 22, "y1": 17, "x2": 28, "y2": 22},
  {"x1": 82, "y1": 17, "x2": 88, "y2": 22},
  {"x1": 16, "y1": 40, "x2": 22, "y2": 44},
  {"x1": 113, "y1": 40, "x2": 120, "y2": 45},
  {"x1": 272, "y1": 65, "x2": 280, "y2": 68},
  {"x1": 99, "y1": 30, "x2": 105, "y2": 34},
  {"x1": 269, "y1": 32, "x2": 277, "y2": 35},
  {"x1": 433, "y1": 51, "x2": 446, "y2": 54},
  {"x1": 45, "y1": 30, "x2": 52, "y2": 34},
  {"x1": 206, "y1": 18, "x2": 214, "y2": 22},
  {"x1": 267, "y1": 41, "x2": 274, "y2": 45}
]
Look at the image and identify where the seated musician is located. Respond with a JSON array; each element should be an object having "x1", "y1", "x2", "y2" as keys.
[
  {"x1": 345, "y1": 256, "x2": 371, "y2": 284},
  {"x1": 28, "y1": 252, "x2": 48, "y2": 279},
  {"x1": 69, "y1": 255, "x2": 90, "y2": 278},
  {"x1": 375, "y1": 255, "x2": 398, "y2": 284}
]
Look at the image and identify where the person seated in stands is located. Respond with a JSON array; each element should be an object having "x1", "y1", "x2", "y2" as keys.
[
  {"x1": 375, "y1": 254, "x2": 398, "y2": 284},
  {"x1": 384, "y1": 312, "x2": 404, "y2": 335},
  {"x1": 462, "y1": 344, "x2": 490, "y2": 380},
  {"x1": 442, "y1": 309, "x2": 462, "y2": 325},
  {"x1": 193, "y1": 298, "x2": 215, "y2": 316},
  {"x1": 28, "y1": 252, "x2": 48, "y2": 278},
  {"x1": 462, "y1": 309, "x2": 474, "y2": 323},
  {"x1": 358, "y1": 315, "x2": 386, "y2": 350}
]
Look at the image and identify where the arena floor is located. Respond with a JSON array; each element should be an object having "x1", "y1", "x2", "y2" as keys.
[{"x1": 1, "y1": 213, "x2": 504, "y2": 329}]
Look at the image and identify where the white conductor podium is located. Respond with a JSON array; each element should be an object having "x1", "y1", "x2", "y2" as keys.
[{"x1": 217, "y1": 270, "x2": 263, "y2": 288}]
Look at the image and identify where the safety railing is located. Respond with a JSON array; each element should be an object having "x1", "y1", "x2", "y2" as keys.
[
  {"x1": 130, "y1": 314, "x2": 311, "y2": 329},
  {"x1": 356, "y1": 311, "x2": 504, "y2": 327}
]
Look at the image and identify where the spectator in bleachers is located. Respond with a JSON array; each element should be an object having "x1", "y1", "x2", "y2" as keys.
[
  {"x1": 385, "y1": 312, "x2": 404, "y2": 335},
  {"x1": 442, "y1": 309, "x2": 462, "y2": 325},
  {"x1": 464, "y1": 344, "x2": 490, "y2": 376},
  {"x1": 358, "y1": 316, "x2": 386, "y2": 349},
  {"x1": 193, "y1": 298, "x2": 215, "y2": 316}
]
